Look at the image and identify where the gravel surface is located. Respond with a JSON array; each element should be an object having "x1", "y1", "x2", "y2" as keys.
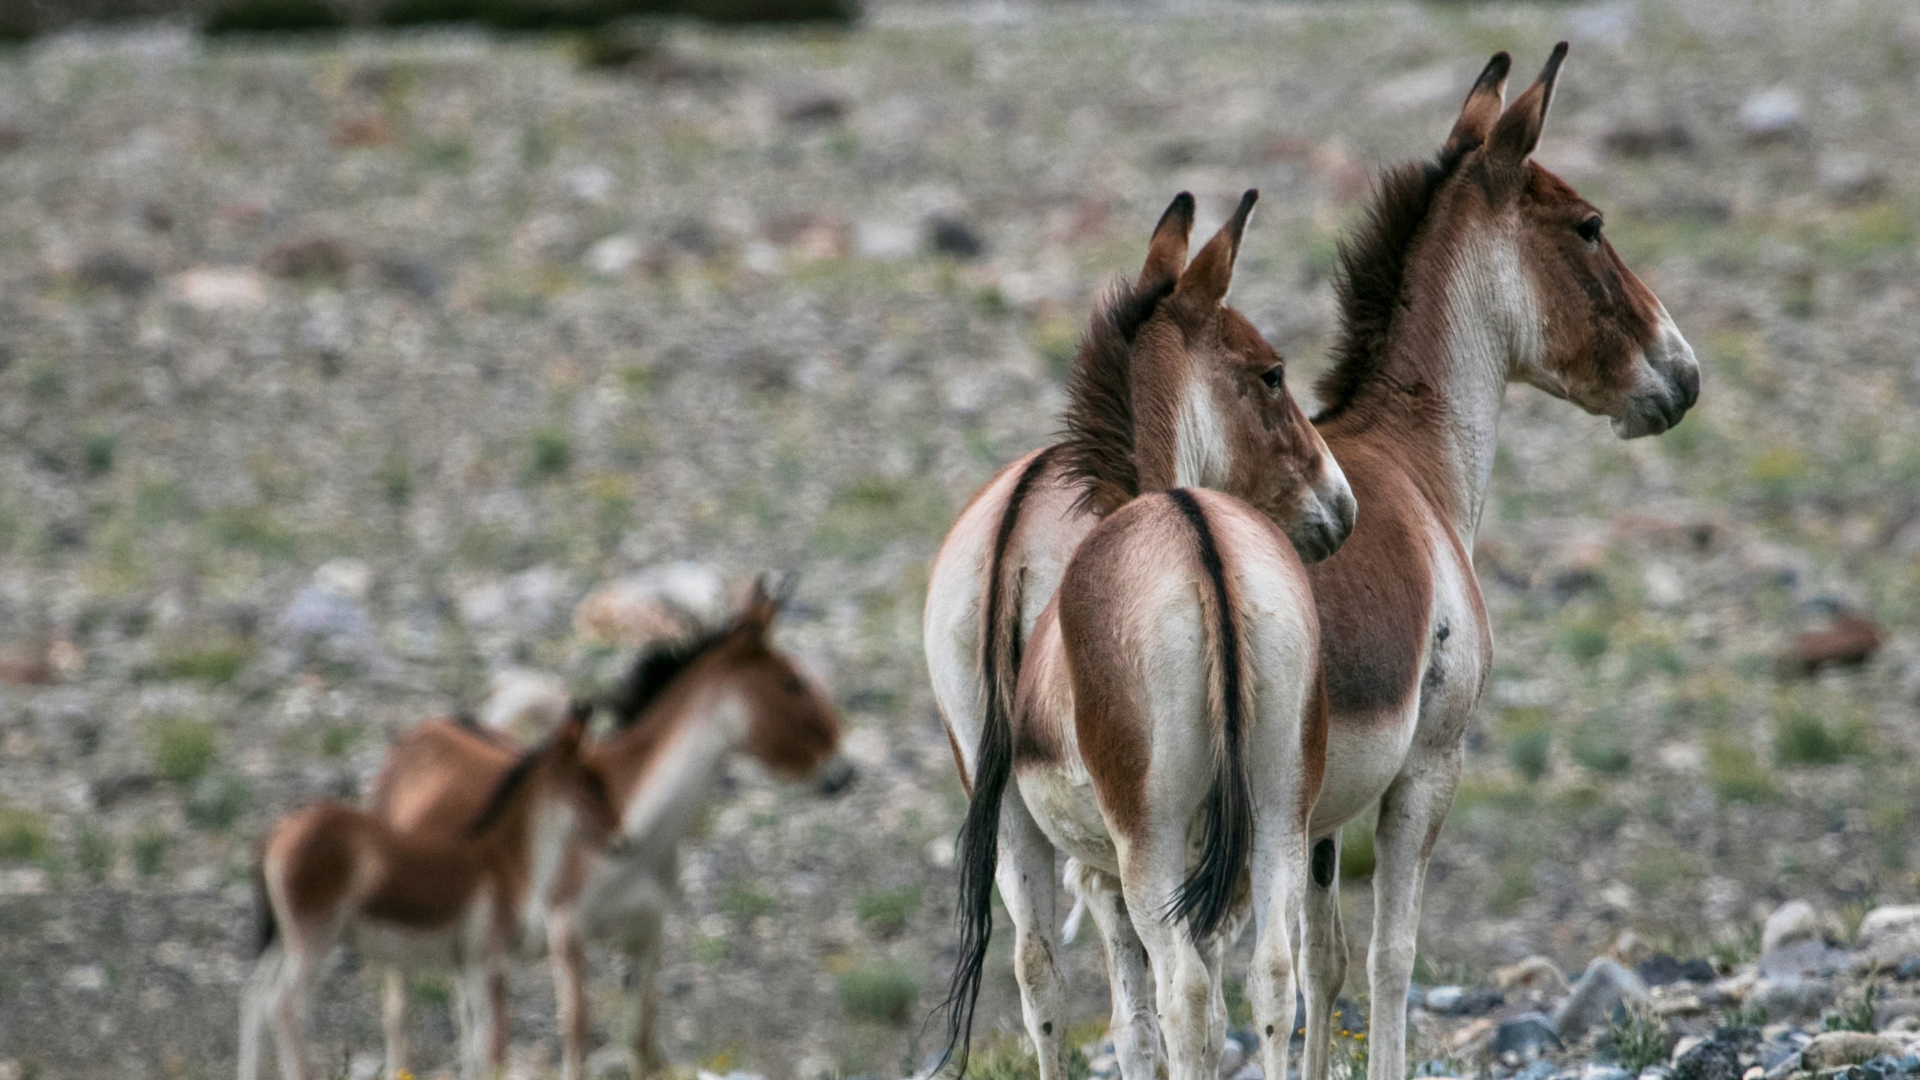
[{"x1": 1, "y1": 1, "x2": 1918, "y2": 1076}]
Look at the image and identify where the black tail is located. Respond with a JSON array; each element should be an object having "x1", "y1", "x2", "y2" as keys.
[
  {"x1": 934, "y1": 447, "x2": 1055, "y2": 1076},
  {"x1": 253, "y1": 859, "x2": 278, "y2": 957},
  {"x1": 1165, "y1": 488, "x2": 1255, "y2": 943}
]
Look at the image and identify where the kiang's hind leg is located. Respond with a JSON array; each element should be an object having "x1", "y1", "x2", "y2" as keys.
[
  {"x1": 380, "y1": 968, "x2": 409, "y2": 1080},
  {"x1": 1299, "y1": 830, "x2": 1348, "y2": 1080},
  {"x1": 1070, "y1": 860, "x2": 1163, "y2": 1080},
  {"x1": 996, "y1": 793, "x2": 1072, "y2": 1079},
  {"x1": 237, "y1": 943, "x2": 283, "y2": 1080},
  {"x1": 547, "y1": 907, "x2": 591, "y2": 1080},
  {"x1": 1366, "y1": 748, "x2": 1463, "y2": 1080},
  {"x1": 1246, "y1": 817, "x2": 1307, "y2": 1080},
  {"x1": 1117, "y1": 829, "x2": 1222, "y2": 1080}
]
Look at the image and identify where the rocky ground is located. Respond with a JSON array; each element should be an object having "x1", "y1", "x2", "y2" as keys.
[{"x1": 0, "y1": 0, "x2": 1918, "y2": 1077}]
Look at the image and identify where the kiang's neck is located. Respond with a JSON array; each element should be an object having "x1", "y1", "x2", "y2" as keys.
[
  {"x1": 1335, "y1": 238, "x2": 1521, "y2": 544},
  {"x1": 1136, "y1": 371, "x2": 1232, "y2": 496},
  {"x1": 601, "y1": 682, "x2": 746, "y2": 849}
]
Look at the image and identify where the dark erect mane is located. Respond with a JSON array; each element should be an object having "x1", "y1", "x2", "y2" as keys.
[
  {"x1": 466, "y1": 737, "x2": 545, "y2": 836},
  {"x1": 604, "y1": 622, "x2": 736, "y2": 730},
  {"x1": 1314, "y1": 144, "x2": 1470, "y2": 423},
  {"x1": 1056, "y1": 275, "x2": 1176, "y2": 516}
]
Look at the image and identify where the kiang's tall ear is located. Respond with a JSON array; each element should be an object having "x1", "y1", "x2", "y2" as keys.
[
  {"x1": 557, "y1": 701, "x2": 591, "y2": 747},
  {"x1": 1139, "y1": 191, "x2": 1196, "y2": 289},
  {"x1": 1444, "y1": 51, "x2": 1512, "y2": 157},
  {"x1": 1171, "y1": 190, "x2": 1257, "y2": 314},
  {"x1": 1488, "y1": 42, "x2": 1567, "y2": 163},
  {"x1": 743, "y1": 573, "x2": 786, "y2": 631}
]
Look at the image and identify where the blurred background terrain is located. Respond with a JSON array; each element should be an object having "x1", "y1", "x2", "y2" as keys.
[{"x1": 0, "y1": 0, "x2": 1918, "y2": 1076}]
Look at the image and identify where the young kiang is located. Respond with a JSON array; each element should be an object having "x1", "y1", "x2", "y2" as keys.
[
  {"x1": 1289, "y1": 44, "x2": 1696, "y2": 1080},
  {"x1": 370, "y1": 579, "x2": 851, "y2": 1080},
  {"x1": 239, "y1": 709, "x2": 617, "y2": 1080},
  {"x1": 931, "y1": 191, "x2": 1354, "y2": 1079}
]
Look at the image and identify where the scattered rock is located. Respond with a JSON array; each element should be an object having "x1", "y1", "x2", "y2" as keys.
[
  {"x1": 1492, "y1": 1012, "x2": 1563, "y2": 1058},
  {"x1": 1603, "y1": 121, "x2": 1695, "y2": 158},
  {"x1": 1426, "y1": 984, "x2": 1505, "y2": 1016},
  {"x1": 174, "y1": 266, "x2": 268, "y2": 311},
  {"x1": 925, "y1": 215, "x2": 986, "y2": 260},
  {"x1": 779, "y1": 90, "x2": 847, "y2": 125},
  {"x1": 372, "y1": 252, "x2": 439, "y2": 300},
  {"x1": 1739, "y1": 87, "x2": 1806, "y2": 143},
  {"x1": 479, "y1": 668, "x2": 571, "y2": 735},
  {"x1": 260, "y1": 235, "x2": 354, "y2": 280},
  {"x1": 584, "y1": 234, "x2": 643, "y2": 277},
  {"x1": 1555, "y1": 956, "x2": 1652, "y2": 1041},
  {"x1": 1763, "y1": 940, "x2": 1853, "y2": 980},
  {"x1": 1803, "y1": 1033, "x2": 1903, "y2": 1071},
  {"x1": 1765, "y1": 901, "x2": 1831, "y2": 956},
  {"x1": 1497, "y1": 956, "x2": 1571, "y2": 998},
  {"x1": 1673, "y1": 1034, "x2": 1745, "y2": 1080},
  {"x1": 76, "y1": 251, "x2": 155, "y2": 295},
  {"x1": 1818, "y1": 154, "x2": 1888, "y2": 207},
  {"x1": 1749, "y1": 976, "x2": 1838, "y2": 1022},
  {"x1": 1856, "y1": 908, "x2": 1920, "y2": 970},
  {"x1": 1641, "y1": 955, "x2": 1721, "y2": 987},
  {"x1": 854, "y1": 219, "x2": 918, "y2": 261},
  {"x1": 573, "y1": 562, "x2": 733, "y2": 647}
]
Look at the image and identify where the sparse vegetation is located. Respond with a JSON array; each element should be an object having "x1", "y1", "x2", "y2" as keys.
[
  {"x1": 1608, "y1": 1001, "x2": 1673, "y2": 1073},
  {"x1": 1821, "y1": 978, "x2": 1879, "y2": 1033},
  {"x1": 855, "y1": 885, "x2": 922, "y2": 937},
  {"x1": 0, "y1": 808, "x2": 47, "y2": 863},
  {"x1": 151, "y1": 720, "x2": 219, "y2": 788},
  {"x1": 836, "y1": 962, "x2": 918, "y2": 1026}
]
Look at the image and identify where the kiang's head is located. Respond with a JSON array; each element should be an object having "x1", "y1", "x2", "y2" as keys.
[
  {"x1": 708, "y1": 579, "x2": 852, "y2": 794},
  {"x1": 1062, "y1": 192, "x2": 1355, "y2": 561},
  {"x1": 1373, "y1": 44, "x2": 1699, "y2": 436}
]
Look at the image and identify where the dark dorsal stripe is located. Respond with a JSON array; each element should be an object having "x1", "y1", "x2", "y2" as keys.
[
  {"x1": 464, "y1": 737, "x2": 547, "y2": 837},
  {"x1": 1057, "y1": 276, "x2": 1177, "y2": 516},
  {"x1": 1165, "y1": 488, "x2": 1254, "y2": 944},
  {"x1": 937, "y1": 443, "x2": 1058, "y2": 1074},
  {"x1": 1314, "y1": 143, "x2": 1471, "y2": 423}
]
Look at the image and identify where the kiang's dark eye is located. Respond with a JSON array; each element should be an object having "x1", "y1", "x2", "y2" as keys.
[
  {"x1": 1576, "y1": 216, "x2": 1603, "y2": 244},
  {"x1": 1259, "y1": 366, "x2": 1284, "y2": 391}
]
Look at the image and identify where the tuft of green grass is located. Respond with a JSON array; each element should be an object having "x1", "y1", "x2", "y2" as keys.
[
  {"x1": 151, "y1": 719, "x2": 219, "y2": 787},
  {"x1": 1558, "y1": 620, "x2": 1611, "y2": 663},
  {"x1": 1706, "y1": 737, "x2": 1776, "y2": 804},
  {"x1": 155, "y1": 640, "x2": 251, "y2": 684},
  {"x1": 855, "y1": 885, "x2": 922, "y2": 937},
  {"x1": 1506, "y1": 729, "x2": 1552, "y2": 784},
  {"x1": 377, "y1": 452, "x2": 413, "y2": 507},
  {"x1": 529, "y1": 429, "x2": 572, "y2": 479},
  {"x1": 837, "y1": 962, "x2": 919, "y2": 1026},
  {"x1": 1609, "y1": 1001, "x2": 1672, "y2": 1072},
  {"x1": 1774, "y1": 710, "x2": 1868, "y2": 766},
  {"x1": 0, "y1": 808, "x2": 48, "y2": 863},
  {"x1": 410, "y1": 974, "x2": 453, "y2": 1006},
  {"x1": 131, "y1": 826, "x2": 169, "y2": 877},
  {"x1": 76, "y1": 822, "x2": 113, "y2": 881},
  {"x1": 1571, "y1": 717, "x2": 1633, "y2": 776},
  {"x1": 719, "y1": 883, "x2": 776, "y2": 920},
  {"x1": 83, "y1": 433, "x2": 116, "y2": 477},
  {"x1": 185, "y1": 772, "x2": 251, "y2": 831},
  {"x1": 954, "y1": 1032, "x2": 1093, "y2": 1080},
  {"x1": 1821, "y1": 979, "x2": 1878, "y2": 1033},
  {"x1": 1488, "y1": 853, "x2": 1535, "y2": 916},
  {"x1": 1631, "y1": 843, "x2": 1698, "y2": 899},
  {"x1": 208, "y1": 505, "x2": 299, "y2": 559}
]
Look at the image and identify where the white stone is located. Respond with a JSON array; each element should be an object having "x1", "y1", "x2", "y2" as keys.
[
  {"x1": 1739, "y1": 88, "x2": 1805, "y2": 139},
  {"x1": 1762, "y1": 900, "x2": 1825, "y2": 955},
  {"x1": 1855, "y1": 905, "x2": 1920, "y2": 966},
  {"x1": 854, "y1": 219, "x2": 918, "y2": 261},
  {"x1": 175, "y1": 267, "x2": 266, "y2": 311},
  {"x1": 585, "y1": 234, "x2": 642, "y2": 276},
  {"x1": 481, "y1": 668, "x2": 571, "y2": 734}
]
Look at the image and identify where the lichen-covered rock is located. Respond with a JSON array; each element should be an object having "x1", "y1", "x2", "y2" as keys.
[{"x1": 1803, "y1": 1033, "x2": 1904, "y2": 1071}]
